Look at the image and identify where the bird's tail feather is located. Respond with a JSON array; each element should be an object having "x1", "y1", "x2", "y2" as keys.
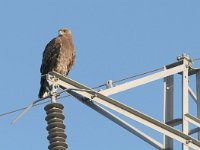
[{"x1": 38, "y1": 77, "x2": 48, "y2": 98}]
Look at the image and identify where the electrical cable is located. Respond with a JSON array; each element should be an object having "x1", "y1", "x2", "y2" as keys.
[
  {"x1": 0, "y1": 66, "x2": 169, "y2": 119},
  {"x1": 112, "y1": 67, "x2": 163, "y2": 84},
  {"x1": 193, "y1": 57, "x2": 200, "y2": 62}
]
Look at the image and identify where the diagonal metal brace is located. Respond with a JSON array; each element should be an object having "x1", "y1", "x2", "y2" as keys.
[
  {"x1": 66, "y1": 89, "x2": 164, "y2": 150},
  {"x1": 47, "y1": 71, "x2": 200, "y2": 150}
]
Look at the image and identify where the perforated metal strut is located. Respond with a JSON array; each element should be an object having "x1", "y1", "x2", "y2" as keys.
[{"x1": 44, "y1": 103, "x2": 68, "y2": 150}]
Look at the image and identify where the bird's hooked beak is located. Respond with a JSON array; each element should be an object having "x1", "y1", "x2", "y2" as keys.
[
  {"x1": 58, "y1": 29, "x2": 72, "y2": 36},
  {"x1": 59, "y1": 30, "x2": 64, "y2": 36}
]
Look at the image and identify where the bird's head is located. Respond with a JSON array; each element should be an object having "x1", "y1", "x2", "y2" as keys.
[{"x1": 58, "y1": 28, "x2": 72, "y2": 36}]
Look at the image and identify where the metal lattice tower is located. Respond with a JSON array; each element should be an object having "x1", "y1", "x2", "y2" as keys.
[{"x1": 42, "y1": 54, "x2": 200, "y2": 150}]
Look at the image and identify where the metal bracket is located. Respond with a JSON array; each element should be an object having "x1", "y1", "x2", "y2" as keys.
[{"x1": 46, "y1": 74, "x2": 59, "y2": 103}]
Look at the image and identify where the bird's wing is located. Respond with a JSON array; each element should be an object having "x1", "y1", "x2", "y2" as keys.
[
  {"x1": 66, "y1": 37, "x2": 75, "y2": 75},
  {"x1": 40, "y1": 37, "x2": 61, "y2": 74}
]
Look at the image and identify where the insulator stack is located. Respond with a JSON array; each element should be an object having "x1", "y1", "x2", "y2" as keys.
[{"x1": 44, "y1": 103, "x2": 68, "y2": 150}]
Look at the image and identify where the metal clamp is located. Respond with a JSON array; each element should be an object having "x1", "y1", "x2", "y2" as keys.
[{"x1": 46, "y1": 74, "x2": 59, "y2": 103}]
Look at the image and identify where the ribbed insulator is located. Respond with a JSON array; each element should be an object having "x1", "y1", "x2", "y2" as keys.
[{"x1": 44, "y1": 103, "x2": 68, "y2": 150}]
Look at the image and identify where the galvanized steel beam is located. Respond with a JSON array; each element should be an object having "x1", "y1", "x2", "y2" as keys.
[
  {"x1": 67, "y1": 90, "x2": 164, "y2": 150},
  {"x1": 47, "y1": 72, "x2": 200, "y2": 150},
  {"x1": 196, "y1": 71, "x2": 200, "y2": 140},
  {"x1": 163, "y1": 75, "x2": 174, "y2": 150}
]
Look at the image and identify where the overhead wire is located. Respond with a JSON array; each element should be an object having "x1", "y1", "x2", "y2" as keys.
[
  {"x1": 0, "y1": 95, "x2": 72, "y2": 118},
  {"x1": 112, "y1": 67, "x2": 163, "y2": 84},
  {"x1": 193, "y1": 57, "x2": 200, "y2": 62},
  {"x1": 92, "y1": 67, "x2": 164, "y2": 89},
  {"x1": 11, "y1": 88, "x2": 72, "y2": 124},
  {"x1": 1, "y1": 55, "x2": 200, "y2": 119},
  {"x1": 0, "y1": 66, "x2": 164, "y2": 118}
]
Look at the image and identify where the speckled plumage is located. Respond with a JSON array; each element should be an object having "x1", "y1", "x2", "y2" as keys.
[{"x1": 38, "y1": 28, "x2": 75, "y2": 98}]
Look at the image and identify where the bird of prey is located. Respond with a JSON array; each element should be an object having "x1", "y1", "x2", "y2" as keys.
[{"x1": 38, "y1": 28, "x2": 75, "y2": 98}]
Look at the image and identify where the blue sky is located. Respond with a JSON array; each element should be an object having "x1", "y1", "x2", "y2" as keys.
[{"x1": 0, "y1": 0, "x2": 200, "y2": 149}]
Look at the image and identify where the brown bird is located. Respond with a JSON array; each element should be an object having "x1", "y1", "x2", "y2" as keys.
[{"x1": 38, "y1": 28, "x2": 75, "y2": 98}]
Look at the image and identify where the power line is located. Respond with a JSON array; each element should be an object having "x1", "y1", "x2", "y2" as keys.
[
  {"x1": 0, "y1": 93, "x2": 70, "y2": 118},
  {"x1": 92, "y1": 66, "x2": 163, "y2": 89},
  {"x1": 112, "y1": 67, "x2": 163, "y2": 84},
  {"x1": 1, "y1": 55, "x2": 200, "y2": 119},
  {"x1": 0, "y1": 66, "x2": 164, "y2": 118},
  {"x1": 11, "y1": 88, "x2": 97, "y2": 124},
  {"x1": 193, "y1": 57, "x2": 200, "y2": 62}
]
